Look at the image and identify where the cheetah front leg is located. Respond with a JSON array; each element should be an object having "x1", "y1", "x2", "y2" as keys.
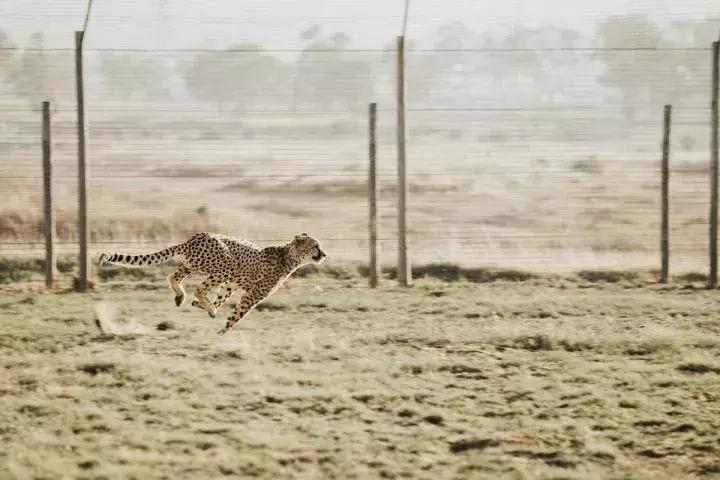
[
  {"x1": 217, "y1": 289, "x2": 267, "y2": 335},
  {"x1": 191, "y1": 276, "x2": 225, "y2": 315},
  {"x1": 208, "y1": 282, "x2": 239, "y2": 319},
  {"x1": 192, "y1": 283, "x2": 224, "y2": 311}
]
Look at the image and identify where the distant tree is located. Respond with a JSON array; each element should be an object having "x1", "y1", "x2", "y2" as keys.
[
  {"x1": 293, "y1": 30, "x2": 373, "y2": 109},
  {"x1": 0, "y1": 29, "x2": 16, "y2": 92},
  {"x1": 299, "y1": 24, "x2": 321, "y2": 42},
  {"x1": 11, "y1": 32, "x2": 74, "y2": 104},
  {"x1": 180, "y1": 43, "x2": 288, "y2": 110},
  {"x1": 100, "y1": 53, "x2": 172, "y2": 100},
  {"x1": 416, "y1": 21, "x2": 474, "y2": 103},
  {"x1": 672, "y1": 16, "x2": 720, "y2": 46},
  {"x1": 499, "y1": 26, "x2": 583, "y2": 104},
  {"x1": 0, "y1": 29, "x2": 10, "y2": 49},
  {"x1": 593, "y1": 16, "x2": 683, "y2": 119},
  {"x1": 329, "y1": 32, "x2": 351, "y2": 50},
  {"x1": 405, "y1": 22, "x2": 585, "y2": 107},
  {"x1": 668, "y1": 16, "x2": 720, "y2": 107}
]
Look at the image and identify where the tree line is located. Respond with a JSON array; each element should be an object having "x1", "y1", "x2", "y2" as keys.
[{"x1": 0, "y1": 16, "x2": 718, "y2": 115}]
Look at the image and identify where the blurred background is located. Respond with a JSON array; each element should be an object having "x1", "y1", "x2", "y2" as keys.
[{"x1": 1, "y1": 0, "x2": 719, "y2": 272}]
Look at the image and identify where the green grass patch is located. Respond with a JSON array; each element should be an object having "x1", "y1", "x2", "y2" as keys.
[
  {"x1": 295, "y1": 263, "x2": 356, "y2": 280},
  {"x1": 0, "y1": 257, "x2": 36, "y2": 283},
  {"x1": 463, "y1": 267, "x2": 538, "y2": 283},
  {"x1": 0, "y1": 256, "x2": 77, "y2": 283},
  {"x1": 98, "y1": 266, "x2": 158, "y2": 281},
  {"x1": 674, "y1": 272, "x2": 707, "y2": 283},
  {"x1": 380, "y1": 263, "x2": 538, "y2": 283},
  {"x1": 576, "y1": 269, "x2": 641, "y2": 283}
]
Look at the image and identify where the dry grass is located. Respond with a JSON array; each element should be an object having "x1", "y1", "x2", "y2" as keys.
[
  {"x1": 1, "y1": 262, "x2": 719, "y2": 479},
  {"x1": 0, "y1": 127, "x2": 712, "y2": 271},
  {"x1": 0, "y1": 209, "x2": 217, "y2": 243}
]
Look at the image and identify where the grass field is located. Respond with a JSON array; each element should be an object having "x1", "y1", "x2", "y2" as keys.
[{"x1": 1, "y1": 262, "x2": 719, "y2": 479}]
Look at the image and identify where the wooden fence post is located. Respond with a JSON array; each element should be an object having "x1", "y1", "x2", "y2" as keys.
[
  {"x1": 42, "y1": 101, "x2": 56, "y2": 288},
  {"x1": 75, "y1": 30, "x2": 90, "y2": 292},
  {"x1": 368, "y1": 103, "x2": 379, "y2": 288},
  {"x1": 660, "y1": 105, "x2": 671, "y2": 283},
  {"x1": 396, "y1": 35, "x2": 411, "y2": 287},
  {"x1": 709, "y1": 41, "x2": 719, "y2": 289}
]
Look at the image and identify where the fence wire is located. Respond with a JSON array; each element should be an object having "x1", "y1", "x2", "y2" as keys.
[{"x1": 1, "y1": 12, "x2": 719, "y2": 273}]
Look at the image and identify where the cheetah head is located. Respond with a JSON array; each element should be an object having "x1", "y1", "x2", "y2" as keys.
[{"x1": 291, "y1": 233, "x2": 326, "y2": 264}]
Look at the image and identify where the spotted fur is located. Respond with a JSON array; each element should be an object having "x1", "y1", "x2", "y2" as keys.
[{"x1": 98, "y1": 232, "x2": 326, "y2": 334}]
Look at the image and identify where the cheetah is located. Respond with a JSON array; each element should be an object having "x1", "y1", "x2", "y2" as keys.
[{"x1": 98, "y1": 232, "x2": 326, "y2": 334}]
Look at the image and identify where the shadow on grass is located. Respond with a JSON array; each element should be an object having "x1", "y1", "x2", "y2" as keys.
[{"x1": 0, "y1": 256, "x2": 76, "y2": 283}]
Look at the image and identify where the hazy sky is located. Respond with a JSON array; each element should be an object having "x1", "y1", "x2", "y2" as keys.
[{"x1": 1, "y1": 0, "x2": 718, "y2": 50}]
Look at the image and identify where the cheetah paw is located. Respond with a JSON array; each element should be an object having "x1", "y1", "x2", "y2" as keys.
[{"x1": 175, "y1": 293, "x2": 186, "y2": 307}]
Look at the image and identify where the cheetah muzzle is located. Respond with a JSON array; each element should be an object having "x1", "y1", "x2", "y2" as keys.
[{"x1": 98, "y1": 232, "x2": 326, "y2": 334}]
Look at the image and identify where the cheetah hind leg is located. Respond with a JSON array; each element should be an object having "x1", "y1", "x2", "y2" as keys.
[{"x1": 168, "y1": 265, "x2": 192, "y2": 307}]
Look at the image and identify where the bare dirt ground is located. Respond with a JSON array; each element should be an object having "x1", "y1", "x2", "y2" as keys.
[{"x1": 1, "y1": 265, "x2": 719, "y2": 479}]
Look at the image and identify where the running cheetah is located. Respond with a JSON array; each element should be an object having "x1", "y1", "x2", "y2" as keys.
[{"x1": 98, "y1": 232, "x2": 326, "y2": 334}]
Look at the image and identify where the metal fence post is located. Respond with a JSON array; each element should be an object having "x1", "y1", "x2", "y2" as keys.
[
  {"x1": 660, "y1": 105, "x2": 671, "y2": 283},
  {"x1": 75, "y1": 30, "x2": 90, "y2": 291},
  {"x1": 396, "y1": 35, "x2": 411, "y2": 287},
  {"x1": 42, "y1": 101, "x2": 56, "y2": 288},
  {"x1": 709, "y1": 41, "x2": 719, "y2": 289},
  {"x1": 368, "y1": 103, "x2": 379, "y2": 288}
]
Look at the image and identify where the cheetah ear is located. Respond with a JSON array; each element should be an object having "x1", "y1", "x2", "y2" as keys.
[{"x1": 301, "y1": 232, "x2": 308, "y2": 237}]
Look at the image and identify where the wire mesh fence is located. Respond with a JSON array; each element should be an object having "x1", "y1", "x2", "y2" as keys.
[{"x1": 1, "y1": 12, "x2": 719, "y2": 274}]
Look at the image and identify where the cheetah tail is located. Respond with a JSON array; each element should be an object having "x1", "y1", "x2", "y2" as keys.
[{"x1": 98, "y1": 244, "x2": 184, "y2": 268}]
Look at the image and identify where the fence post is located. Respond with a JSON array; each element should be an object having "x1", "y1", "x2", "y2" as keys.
[
  {"x1": 75, "y1": 30, "x2": 90, "y2": 292},
  {"x1": 42, "y1": 101, "x2": 56, "y2": 288},
  {"x1": 368, "y1": 102, "x2": 379, "y2": 288},
  {"x1": 660, "y1": 105, "x2": 671, "y2": 284},
  {"x1": 709, "y1": 41, "x2": 719, "y2": 289},
  {"x1": 396, "y1": 35, "x2": 411, "y2": 287}
]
